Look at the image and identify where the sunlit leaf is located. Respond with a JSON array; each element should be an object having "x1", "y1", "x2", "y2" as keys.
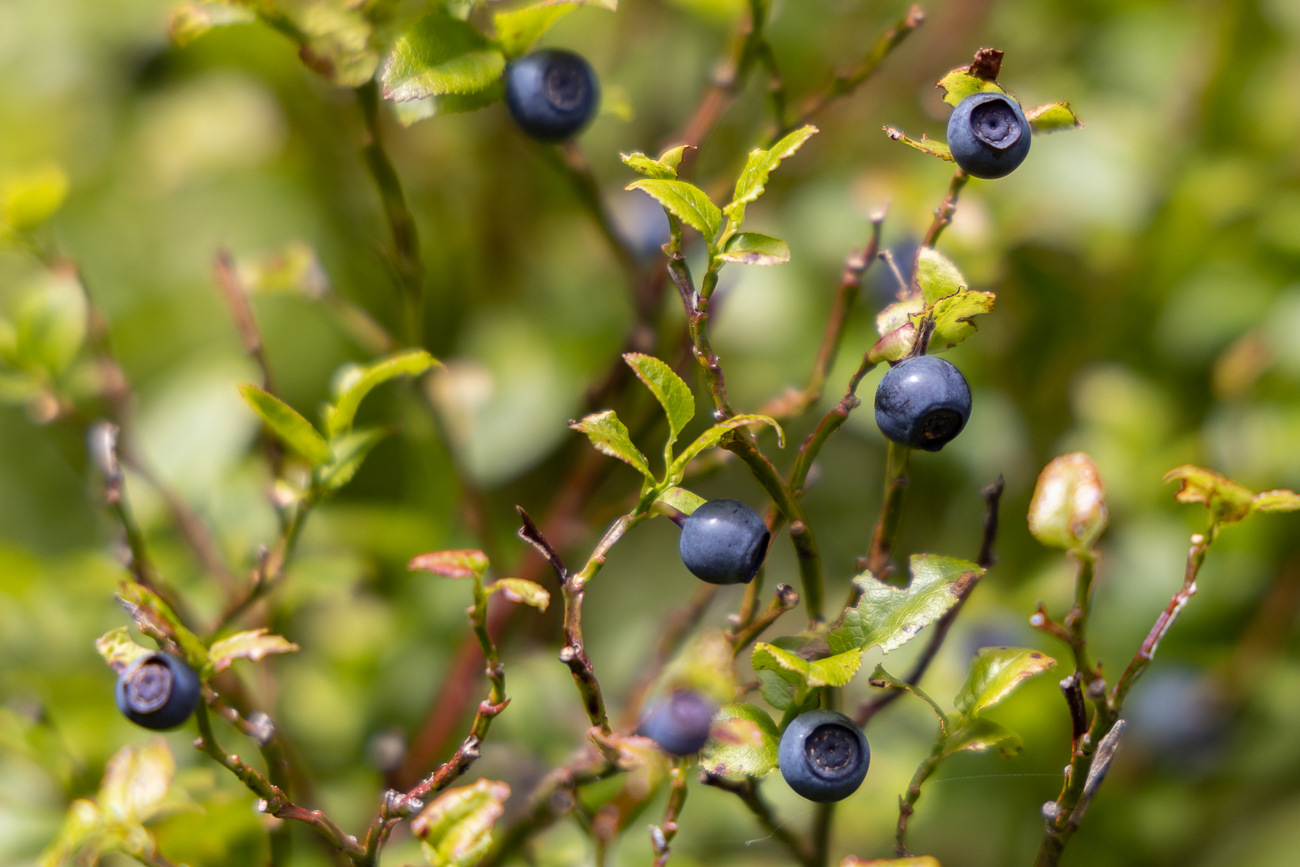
[
  {"x1": 717, "y1": 232, "x2": 791, "y2": 266},
  {"x1": 1026, "y1": 101, "x2": 1082, "y2": 133},
  {"x1": 116, "y1": 582, "x2": 210, "y2": 676},
  {"x1": 382, "y1": 11, "x2": 505, "y2": 102},
  {"x1": 623, "y1": 352, "x2": 694, "y2": 446},
  {"x1": 38, "y1": 799, "x2": 103, "y2": 867},
  {"x1": 493, "y1": 0, "x2": 616, "y2": 59},
  {"x1": 655, "y1": 486, "x2": 707, "y2": 517},
  {"x1": 321, "y1": 427, "x2": 389, "y2": 491},
  {"x1": 95, "y1": 627, "x2": 152, "y2": 675},
  {"x1": 488, "y1": 578, "x2": 550, "y2": 610},
  {"x1": 1030, "y1": 453, "x2": 1109, "y2": 549},
  {"x1": 327, "y1": 349, "x2": 440, "y2": 437},
  {"x1": 724, "y1": 125, "x2": 818, "y2": 226},
  {"x1": 570, "y1": 409, "x2": 655, "y2": 480},
  {"x1": 914, "y1": 248, "x2": 965, "y2": 303},
  {"x1": 2, "y1": 164, "x2": 69, "y2": 232},
  {"x1": 238, "y1": 384, "x2": 332, "y2": 466},
  {"x1": 660, "y1": 628, "x2": 735, "y2": 704},
  {"x1": 954, "y1": 647, "x2": 1055, "y2": 716},
  {"x1": 17, "y1": 270, "x2": 86, "y2": 378},
  {"x1": 1163, "y1": 465, "x2": 1258, "y2": 526},
  {"x1": 208, "y1": 628, "x2": 299, "y2": 673},
  {"x1": 829, "y1": 556, "x2": 982, "y2": 655},
  {"x1": 884, "y1": 127, "x2": 954, "y2": 161},
  {"x1": 626, "y1": 179, "x2": 721, "y2": 240},
  {"x1": 621, "y1": 145, "x2": 689, "y2": 179},
  {"x1": 1253, "y1": 489, "x2": 1300, "y2": 512},
  {"x1": 167, "y1": 1, "x2": 255, "y2": 47},
  {"x1": 935, "y1": 66, "x2": 1006, "y2": 108},
  {"x1": 842, "y1": 857, "x2": 942, "y2": 867},
  {"x1": 297, "y1": 1, "x2": 380, "y2": 88},
  {"x1": 667, "y1": 414, "x2": 783, "y2": 483},
  {"x1": 409, "y1": 549, "x2": 490, "y2": 579},
  {"x1": 699, "y1": 702, "x2": 780, "y2": 777},
  {"x1": 941, "y1": 717, "x2": 1023, "y2": 758},
  {"x1": 412, "y1": 778, "x2": 511, "y2": 867},
  {"x1": 751, "y1": 642, "x2": 862, "y2": 691},
  {"x1": 99, "y1": 738, "x2": 174, "y2": 824}
]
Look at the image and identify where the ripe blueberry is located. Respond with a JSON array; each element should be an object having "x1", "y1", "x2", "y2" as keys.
[
  {"x1": 678, "y1": 498, "x2": 770, "y2": 585},
  {"x1": 874, "y1": 355, "x2": 972, "y2": 452},
  {"x1": 115, "y1": 652, "x2": 201, "y2": 731},
  {"x1": 946, "y1": 92, "x2": 1031, "y2": 179},
  {"x1": 638, "y1": 690, "x2": 715, "y2": 755},
  {"x1": 504, "y1": 49, "x2": 600, "y2": 142},
  {"x1": 778, "y1": 709, "x2": 870, "y2": 802}
]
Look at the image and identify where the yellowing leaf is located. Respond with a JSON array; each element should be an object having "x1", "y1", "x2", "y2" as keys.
[
  {"x1": 116, "y1": 582, "x2": 210, "y2": 676},
  {"x1": 1029, "y1": 453, "x2": 1108, "y2": 550},
  {"x1": 168, "y1": 1, "x2": 255, "y2": 48},
  {"x1": 409, "y1": 549, "x2": 490, "y2": 578},
  {"x1": 95, "y1": 627, "x2": 153, "y2": 675},
  {"x1": 412, "y1": 778, "x2": 511, "y2": 867},
  {"x1": 954, "y1": 647, "x2": 1055, "y2": 716},
  {"x1": 751, "y1": 642, "x2": 862, "y2": 691},
  {"x1": 99, "y1": 739, "x2": 175, "y2": 824},
  {"x1": 829, "y1": 556, "x2": 982, "y2": 655},
  {"x1": 699, "y1": 702, "x2": 780, "y2": 778},
  {"x1": 1163, "y1": 465, "x2": 1257, "y2": 526},
  {"x1": 207, "y1": 628, "x2": 299, "y2": 673},
  {"x1": 489, "y1": 578, "x2": 550, "y2": 610},
  {"x1": 1253, "y1": 489, "x2": 1300, "y2": 512},
  {"x1": 570, "y1": 409, "x2": 655, "y2": 480},
  {"x1": 494, "y1": 0, "x2": 616, "y2": 59},
  {"x1": 935, "y1": 65, "x2": 1006, "y2": 108},
  {"x1": 940, "y1": 717, "x2": 1022, "y2": 758},
  {"x1": 1026, "y1": 101, "x2": 1082, "y2": 133}
]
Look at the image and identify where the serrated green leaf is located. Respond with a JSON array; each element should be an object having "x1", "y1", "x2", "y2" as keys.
[
  {"x1": 654, "y1": 486, "x2": 707, "y2": 517},
  {"x1": 382, "y1": 12, "x2": 505, "y2": 101},
  {"x1": 623, "y1": 352, "x2": 694, "y2": 446},
  {"x1": 940, "y1": 717, "x2": 1023, "y2": 758},
  {"x1": 99, "y1": 738, "x2": 174, "y2": 824},
  {"x1": 2, "y1": 164, "x2": 69, "y2": 232},
  {"x1": 321, "y1": 427, "x2": 389, "y2": 491},
  {"x1": 327, "y1": 349, "x2": 439, "y2": 437},
  {"x1": 724, "y1": 125, "x2": 817, "y2": 226},
  {"x1": 296, "y1": 2, "x2": 380, "y2": 87},
  {"x1": 1029, "y1": 453, "x2": 1109, "y2": 549},
  {"x1": 621, "y1": 145, "x2": 689, "y2": 179},
  {"x1": 1026, "y1": 101, "x2": 1082, "y2": 133},
  {"x1": 238, "y1": 384, "x2": 331, "y2": 466},
  {"x1": 756, "y1": 669, "x2": 797, "y2": 711},
  {"x1": 626, "y1": 179, "x2": 721, "y2": 241},
  {"x1": 667, "y1": 414, "x2": 783, "y2": 483},
  {"x1": 914, "y1": 248, "x2": 965, "y2": 303},
  {"x1": 828, "y1": 555, "x2": 983, "y2": 655},
  {"x1": 167, "y1": 1, "x2": 255, "y2": 48},
  {"x1": 884, "y1": 127, "x2": 954, "y2": 161},
  {"x1": 955, "y1": 647, "x2": 1055, "y2": 716},
  {"x1": 393, "y1": 82, "x2": 504, "y2": 125},
  {"x1": 412, "y1": 778, "x2": 511, "y2": 867},
  {"x1": 751, "y1": 642, "x2": 862, "y2": 691},
  {"x1": 208, "y1": 628, "x2": 299, "y2": 673},
  {"x1": 493, "y1": 0, "x2": 616, "y2": 59},
  {"x1": 936, "y1": 67, "x2": 1006, "y2": 108},
  {"x1": 17, "y1": 271, "x2": 86, "y2": 377},
  {"x1": 717, "y1": 232, "x2": 790, "y2": 266},
  {"x1": 116, "y1": 582, "x2": 211, "y2": 676},
  {"x1": 409, "y1": 549, "x2": 490, "y2": 579},
  {"x1": 699, "y1": 702, "x2": 780, "y2": 777},
  {"x1": 570, "y1": 409, "x2": 655, "y2": 480},
  {"x1": 488, "y1": 578, "x2": 550, "y2": 611},
  {"x1": 1163, "y1": 465, "x2": 1257, "y2": 526},
  {"x1": 95, "y1": 627, "x2": 153, "y2": 675}
]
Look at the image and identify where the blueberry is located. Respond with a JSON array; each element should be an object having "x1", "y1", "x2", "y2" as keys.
[
  {"x1": 678, "y1": 498, "x2": 770, "y2": 585},
  {"x1": 874, "y1": 355, "x2": 972, "y2": 452},
  {"x1": 503, "y1": 49, "x2": 600, "y2": 142},
  {"x1": 946, "y1": 92, "x2": 1031, "y2": 180},
  {"x1": 115, "y1": 652, "x2": 201, "y2": 731},
  {"x1": 778, "y1": 709, "x2": 870, "y2": 802},
  {"x1": 638, "y1": 691, "x2": 715, "y2": 755}
]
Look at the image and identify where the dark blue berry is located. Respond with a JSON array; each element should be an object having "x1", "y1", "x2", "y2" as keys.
[
  {"x1": 778, "y1": 709, "x2": 870, "y2": 802},
  {"x1": 115, "y1": 652, "x2": 201, "y2": 731},
  {"x1": 638, "y1": 691, "x2": 715, "y2": 755},
  {"x1": 678, "y1": 498, "x2": 770, "y2": 585},
  {"x1": 504, "y1": 49, "x2": 600, "y2": 142},
  {"x1": 946, "y1": 92, "x2": 1031, "y2": 179},
  {"x1": 874, "y1": 355, "x2": 972, "y2": 452}
]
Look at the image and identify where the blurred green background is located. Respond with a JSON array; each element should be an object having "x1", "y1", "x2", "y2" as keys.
[{"x1": 4, "y1": 0, "x2": 1300, "y2": 865}]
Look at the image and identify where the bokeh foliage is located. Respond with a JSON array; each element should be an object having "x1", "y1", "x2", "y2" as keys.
[{"x1": 4, "y1": 0, "x2": 1300, "y2": 866}]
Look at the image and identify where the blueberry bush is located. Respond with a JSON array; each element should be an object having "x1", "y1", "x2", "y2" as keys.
[{"x1": 4, "y1": 1, "x2": 1300, "y2": 867}]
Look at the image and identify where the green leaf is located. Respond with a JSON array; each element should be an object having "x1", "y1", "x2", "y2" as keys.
[
  {"x1": 1163, "y1": 464, "x2": 1258, "y2": 526},
  {"x1": 321, "y1": 427, "x2": 390, "y2": 491},
  {"x1": 724, "y1": 125, "x2": 818, "y2": 226},
  {"x1": 412, "y1": 778, "x2": 511, "y2": 867},
  {"x1": 654, "y1": 486, "x2": 707, "y2": 517},
  {"x1": 2, "y1": 164, "x2": 69, "y2": 232},
  {"x1": 409, "y1": 549, "x2": 490, "y2": 579},
  {"x1": 626, "y1": 179, "x2": 722, "y2": 241},
  {"x1": 935, "y1": 66, "x2": 1007, "y2": 108},
  {"x1": 95, "y1": 627, "x2": 152, "y2": 675},
  {"x1": 1029, "y1": 453, "x2": 1109, "y2": 549},
  {"x1": 940, "y1": 717, "x2": 1023, "y2": 759},
  {"x1": 1026, "y1": 101, "x2": 1082, "y2": 133},
  {"x1": 238, "y1": 384, "x2": 332, "y2": 466},
  {"x1": 868, "y1": 255, "x2": 994, "y2": 363},
  {"x1": 17, "y1": 271, "x2": 86, "y2": 377},
  {"x1": 667, "y1": 414, "x2": 784, "y2": 483},
  {"x1": 884, "y1": 127, "x2": 954, "y2": 161},
  {"x1": 756, "y1": 669, "x2": 798, "y2": 711},
  {"x1": 493, "y1": 0, "x2": 616, "y2": 59},
  {"x1": 99, "y1": 738, "x2": 175, "y2": 824},
  {"x1": 570, "y1": 409, "x2": 655, "y2": 480},
  {"x1": 716, "y1": 232, "x2": 791, "y2": 266},
  {"x1": 621, "y1": 145, "x2": 689, "y2": 179},
  {"x1": 207, "y1": 628, "x2": 300, "y2": 673},
  {"x1": 916, "y1": 290, "x2": 996, "y2": 353},
  {"x1": 167, "y1": 1, "x2": 255, "y2": 48},
  {"x1": 751, "y1": 642, "x2": 862, "y2": 691},
  {"x1": 392, "y1": 82, "x2": 504, "y2": 126},
  {"x1": 116, "y1": 582, "x2": 211, "y2": 676},
  {"x1": 955, "y1": 647, "x2": 1055, "y2": 716},
  {"x1": 488, "y1": 578, "x2": 550, "y2": 611},
  {"x1": 829, "y1": 555, "x2": 983, "y2": 655},
  {"x1": 382, "y1": 12, "x2": 505, "y2": 102},
  {"x1": 660, "y1": 628, "x2": 736, "y2": 704},
  {"x1": 296, "y1": 2, "x2": 380, "y2": 88},
  {"x1": 327, "y1": 349, "x2": 440, "y2": 437},
  {"x1": 699, "y1": 703, "x2": 780, "y2": 777},
  {"x1": 623, "y1": 352, "x2": 694, "y2": 446},
  {"x1": 1253, "y1": 489, "x2": 1300, "y2": 512},
  {"x1": 38, "y1": 799, "x2": 103, "y2": 867},
  {"x1": 914, "y1": 248, "x2": 965, "y2": 303}
]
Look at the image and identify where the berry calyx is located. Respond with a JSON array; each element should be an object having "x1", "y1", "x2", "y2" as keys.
[
  {"x1": 946, "y1": 92, "x2": 1032, "y2": 179},
  {"x1": 678, "y1": 498, "x2": 770, "y2": 585},
  {"x1": 115, "y1": 652, "x2": 201, "y2": 731},
  {"x1": 638, "y1": 690, "x2": 715, "y2": 756},
  {"x1": 778, "y1": 709, "x2": 870, "y2": 802},
  {"x1": 874, "y1": 355, "x2": 972, "y2": 452},
  {"x1": 504, "y1": 49, "x2": 600, "y2": 142}
]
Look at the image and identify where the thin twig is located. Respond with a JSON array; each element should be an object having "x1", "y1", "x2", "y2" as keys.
[
  {"x1": 650, "y1": 763, "x2": 689, "y2": 867},
  {"x1": 921, "y1": 170, "x2": 969, "y2": 248},
  {"x1": 727, "y1": 583, "x2": 799, "y2": 654},
  {"x1": 698, "y1": 774, "x2": 816, "y2": 867}
]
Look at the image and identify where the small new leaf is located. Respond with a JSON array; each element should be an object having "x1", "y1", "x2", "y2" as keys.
[
  {"x1": 320, "y1": 428, "x2": 389, "y2": 491},
  {"x1": 626, "y1": 179, "x2": 722, "y2": 241},
  {"x1": 95, "y1": 627, "x2": 152, "y2": 675},
  {"x1": 1026, "y1": 101, "x2": 1082, "y2": 133},
  {"x1": 936, "y1": 64, "x2": 1007, "y2": 108},
  {"x1": 667, "y1": 414, "x2": 784, "y2": 483},
  {"x1": 412, "y1": 778, "x2": 511, "y2": 867},
  {"x1": 208, "y1": 629, "x2": 299, "y2": 674},
  {"x1": 941, "y1": 717, "x2": 1022, "y2": 758},
  {"x1": 570, "y1": 409, "x2": 655, "y2": 480},
  {"x1": 238, "y1": 384, "x2": 331, "y2": 466},
  {"x1": 624, "y1": 353, "x2": 694, "y2": 446},
  {"x1": 915, "y1": 248, "x2": 965, "y2": 303},
  {"x1": 1029, "y1": 453, "x2": 1108, "y2": 550},
  {"x1": 751, "y1": 642, "x2": 862, "y2": 691},
  {"x1": 1163, "y1": 465, "x2": 1258, "y2": 526},
  {"x1": 654, "y1": 486, "x2": 707, "y2": 517},
  {"x1": 488, "y1": 578, "x2": 550, "y2": 611},
  {"x1": 99, "y1": 738, "x2": 175, "y2": 824},
  {"x1": 829, "y1": 555, "x2": 982, "y2": 655},
  {"x1": 954, "y1": 647, "x2": 1055, "y2": 716},
  {"x1": 409, "y1": 549, "x2": 490, "y2": 579},
  {"x1": 717, "y1": 233, "x2": 791, "y2": 266},
  {"x1": 328, "y1": 349, "x2": 439, "y2": 437},
  {"x1": 116, "y1": 583, "x2": 210, "y2": 676},
  {"x1": 2, "y1": 164, "x2": 70, "y2": 232},
  {"x1": 725, "y1": 125, "x2": 818, "y2": 226},
  {"x1": 699, "y1": 702, "x2": 780, "y2": 778},
  {"x1": 382, "y1": 12, "x2": 505, "y2": 102},
  {"x1": 621, "y1": 145, "x2": 690, "y2": 179},
  {"x1": 494, "y1": 0, "x2": 616, "y2": 59},
  {"x1": 884, "y1": 127, "x2": 954, "y2": 161}
]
